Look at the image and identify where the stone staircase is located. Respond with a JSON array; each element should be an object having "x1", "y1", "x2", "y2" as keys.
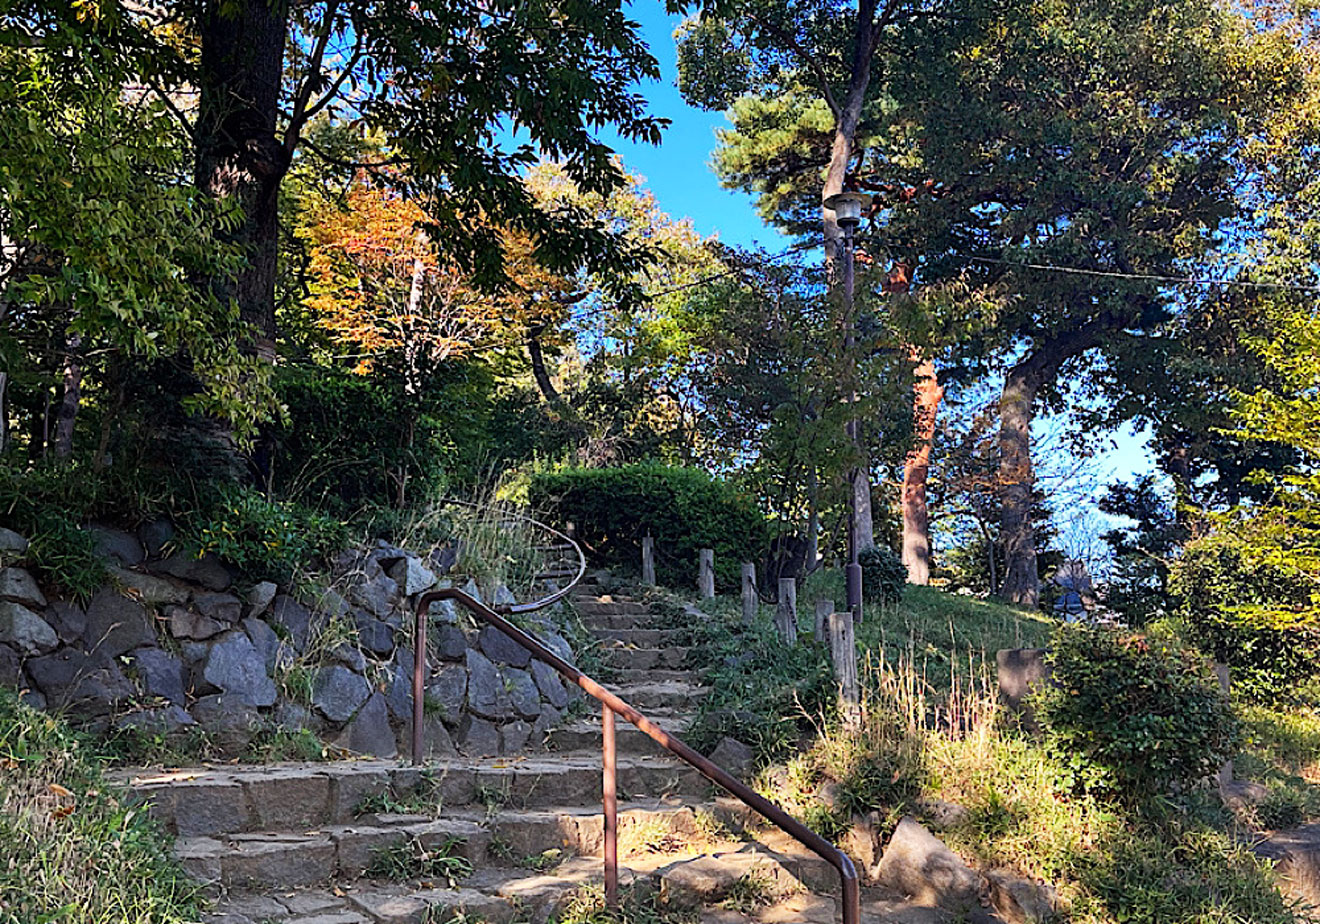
[{"x1": 115, "y1": 581, "x2": 952, "y2": 924}]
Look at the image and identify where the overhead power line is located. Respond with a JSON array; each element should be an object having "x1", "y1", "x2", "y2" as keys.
[{"x1": 970, "y1": 256, "x2": 1320, "y2": 294}]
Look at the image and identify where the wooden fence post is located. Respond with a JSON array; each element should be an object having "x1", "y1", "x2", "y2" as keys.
[
  {"x1": 740, "y1": 563, "x2": 757, "y2": 624},
  {"x1": 641, "y1": 536, "x2": 656, "y2": 586},
  {"x1": 775, "y1": 577, "x2": 798, "y2": 645},
  {"x1": 814, "y1": 599, "x2": 834, "y2": 640},
  {"x1": 1214, "y1": 662, "x2": 1233, "y2": 786},
  {"x1": 698, "y1": 549, "x2": 715, "y2": 599},
  {"x1": 828, "y1": 610, "x2": 859, "y2": 718}
]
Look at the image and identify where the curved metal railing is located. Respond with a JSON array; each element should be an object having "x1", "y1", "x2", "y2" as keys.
[{"x1": 410, "y1": 534, "x2": 860, "y2": 924}]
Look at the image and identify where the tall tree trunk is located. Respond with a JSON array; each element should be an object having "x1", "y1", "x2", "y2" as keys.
[
  {"x1": 902, "y1": 354, "x2": 943, "y2": 584},
  {"x1": 853, "y1": 451, "x2": 875, "y2": 551},
  {"x1": 527, "y1": 327, "x2": 569, "y2": 414},
  {"x1": 53, "y1": 333, "x2": 82, "y2": 459},
  {"x1": 195, "y1": 0, "x2": 292, "y2": 353},
  {"x1": 999, "y1": 360, "x2": 1042, "y2": 605},
  {"x1": 806, "y1": 465, "x2": 820, "y2": 571},
  {"x1": 0, "y1": 371, "x2": 7, "y2": 456}
]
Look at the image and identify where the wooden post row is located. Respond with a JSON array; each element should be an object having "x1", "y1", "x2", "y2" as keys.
[
  {"x1": 641, "y1": 535, "x2": 656, "y2": 586},
  {"x1": 814, "y1": 599, "x2": 833, "y2": 640},
  {"x1": 775, "y1": 577, "x2": 798, "y2": 645},
  {"x1": 828, "y1": 610, "x2": 859, "y2": 713},
  {"x1": 740, "y1": 563, "x2": 757, "y2": 624},
  {"x1": 698, "y1": 548, "x2": 715, "y2": 599}
]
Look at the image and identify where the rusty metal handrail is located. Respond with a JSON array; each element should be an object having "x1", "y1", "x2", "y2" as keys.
[{"x1": 411, "y1": 587, "x2": 860, "y2": 924}]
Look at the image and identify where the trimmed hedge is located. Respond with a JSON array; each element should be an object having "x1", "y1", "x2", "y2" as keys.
[{"x1": 529, "y1": 463, "x2": 768, "y2": 591}]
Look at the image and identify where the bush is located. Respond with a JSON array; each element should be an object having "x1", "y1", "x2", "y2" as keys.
[
  {"x1": 859, "y1": 545, "x2": 906, "y2": 605},
  {"x1": 0, "y1": 690, "x2": 199, "y2": 922},
  {"x1": 529, "y1": 463, "x2": 768, "y2": 590},
  {"x1": 1169, "y1": 533, "x2": 1320, "y2": 701},
  {"x1": 1033, "y1": 624, "x2": 1239, "y2": 803}
]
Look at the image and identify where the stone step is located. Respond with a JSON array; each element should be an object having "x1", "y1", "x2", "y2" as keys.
[
  {"x1": 547, "y1": 713, "x2": 694, "y2": 755},
  {"x1": 611, "y1": 668, "x2": 696, "y2": 684},
  {"x1": 608, "y1": 680, "x2": 709, "y2": 712},
  {"x1": 119, "y1": 756, "x2": 711, "y2": 838},
  {"x1": 599, "y1": 646, "x2": 690, "y2": 671},
  {"x1": 574, "y1": 600, "x2": 651, "y2": 617},
  {"x1": 592, "y1": 627, "x2": 686, "y2": 647},
  {"x1": 579, "y1": 612, "x2": 663, "y2": 629}
]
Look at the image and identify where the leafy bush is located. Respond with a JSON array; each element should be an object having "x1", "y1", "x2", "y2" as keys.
[
  {"x1": 0, "y1": 690, "x2": 199, "y2": 923},
  {"x1": 1169, "y1": 532, "x2": 1320, "y2": 701},
  {"x1": 529, "y1": 463, "x2": 768, "y2": 590},
  {"x1": 859, "y1": 545, "x2": 906, "y2": 605},
  {"x1": 1033, "y1": 625, "x2": 1239, "y2": 803}
]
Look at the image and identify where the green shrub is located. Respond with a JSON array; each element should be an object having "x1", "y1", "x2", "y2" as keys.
[
  {"x1": 0, "y1": 690, "x2": 199, "y2": 923},
  {"x1": 859, "y1": 546, "x2": 905, "y2": 605},
  {"x1": 529, "y1": 463, "x2": 768, "y2": 590},
  {"x1": 1032, "y1": 624, "x2": 1239, "y2": 803},
  {"x1": 1169, "y1": 533, "x2": 1320, "y2": 701}
]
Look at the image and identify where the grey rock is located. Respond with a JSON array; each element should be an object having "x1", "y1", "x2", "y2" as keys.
[
  {"x1": 1254, "y1": 823, "x2": 1320, "y2": 907},
  {"x1": 461, "y1": 578, "x2": 482, "y2": 604},
  {"x1": 178, "y1": 641, "x2": 210, "y2": 665},
  {"x1": 425, "y1": 662, "x2": 468, "y2": 725},
  {"x1": 272, "y1": 701, "x2": 312, "y2": 732},
  {"x1": 151, "y1": 552, "x2": 232, "y2": 591},
  {"x1": 334, "y1": 692, "x2": 397, "y2": 758},
  {"x1": 194, "y1": 591, "x2": 243, "y2": 624},
  {"x1": 0, "y1": 568, "x2": 45, "y2": 608},
  {"x1": 246, "y1": 581, "x2": 278, "y2": 618},
  {"x1": 500, "y1": 719, "x2": 532, "y2": 754},
  {"x1": 350, "y1": 573, "x2": 399, "y2": 619},
  {"x1": 407, "y1": 715, "x2": 458, "y2": 760},
  {"x1": 996, "y1": 648, "x2": 1051, "y2": 725},
  {"x1": 388, "y1": 556, "x2": 436, "y2": 597},
  {"x1": 328, "y1": 643, "x2": 366, "y2": 673},
  {"x1": 986, "y1": 869, "x2": 1060, "y2": 924},
  {"x1": 874, "y1": 817, "x2": 986, "y2": 914},
  {"x1": 465, "y1": 647, "x2": 511, "y2": 720},
  {"x1": 307, "y1": 585, "x2": 351, "y2": 619},
  {"x1": 190, "y1": 693, "x2": 262, "y2": 753},
  {"x1": 27, "y1": 648, "x2": 133, "y2": 713},
  {"x1": 478, "y1": 625, "x2": 532, "y2": 667},
  {"x1": 137, "y1": 518, "x2": 175, "y2": 559},
  {"x1": 535, "y1": 629, "x2": 575, "y2": 667},
  {"x1": 45, "y1": 600, "x2": 86, "y2": 645},
  {"x1": 115, "y1": 704, "x2": 195, "y2": 735},
  {"x1": 86, "y1": 526, "x2": 144, "y2": 566},
  {"x1": 428, "y1": 595, "x2": 458, "y2": 624},
  {"x1": 0, "y1": 644, "x2": 19, "y2": 687},
  {"x1": 107, "y1": 567, "x2": 188, "y2": 606},
  {"x1": 203, "y1": 631, "x2": 277, "y2": 707},
  {"x1": 352, "y1": 611, "x2": 395, "y2": 655},
  {"x1": 492, "y1": 583, "x2": 517, "y2": 607},
  {"x1": 312, "y1": 665, "x2": 371, "y2": 723},
  {"x1": 243, "y1": 617, "x2": 281, "y2": 673},
  {"x1": 530, "y1": 705, "x2": 561, "y2": 745},
  {"x1": 530, "y1": 659, "x2": 568, "y2": 709},
  {"x1": 428, "y1": 543, "x2": 459, "y2": 576},
  {"x1": 434, "y1": 624, "x2": 468, "y2": 660},
  {"x1": 20, "y1": 689, "x2": 45, "y2": 710},
  {"x1": 269, "y1": 595, "x2": 314, "y2": 651},
  {"x1": 130, "y1": 646, "x2": 186, "y2": 705},
  {"x1": 919, "y1": 798, "x2": 971, "y2": 832},
  {"x1": 842, "y1": 812, "x2": 885, "y2": 876},
  {"x1": 456, "y1": 714, "x2": 501, "y2": 757},
  {"x1": 167, "y1": 606, "x2": 226, "y2": 641},
  {"x1": 503, "y1": 667, "x2": 541, "y2": 720},
  {"x1": 0, "y1": 528, "x2": 28, "y2": 559},
  {"x1": 0, "y1": 601, "x2": 58, "y2": 656},
  {"x1": 709, "y1": 737, "x2": 755, "y2": 781}
]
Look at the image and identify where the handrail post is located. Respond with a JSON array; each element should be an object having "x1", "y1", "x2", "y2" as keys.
[
  {"x1": 411, "y1": 600, "x2": 429, "y2": 765},
  {"x1": 602, "y1": 704, "x2": 619, "y2": 907}
]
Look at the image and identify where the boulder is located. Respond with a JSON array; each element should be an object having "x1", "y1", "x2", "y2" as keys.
[
  {"x1": 492, "y1": 584, "x2": 517, "y2": 607},
  {"x1": 107, "y1": 567, "x2": 188, "y2": 606},
  {"x1": 0, "y1": 644, "x2": 20, "y2": 687},
  {"x1": 353, "y1": 610, "x2": 395, "y2": 655},
  {"x1": 191, "y1": 693, "x2": 262, "y2": 753},
  {"x1": 425, "y1": 662, "x2": 468, "y2": 725},
  {"x1": 500, "y1": 719, "x2": 532, "y2": 754},
  {"x1": 708, "y1": 737, "x2": 755, "y2": 781},
  {"x1": 919, "y1": 798, "x2": 971, "y2": 832},
  {"x1": 478, "y1": 625, "x2": 532, "y2": 668},
  {"x1": 45, "y1": 600, "x2": 87, "y2": 645},
  {"x1": 242, "y1": 617, "x2": 282, "y2": 674},
  {"x1": 465, "y1": 647, "x2": 512, "y2": 720},
  {"x1": 194, "y1": 591, "x2": 243, "y2": 624},
  {"x1": 0, "y1": 568, "x2": 46, "y2": 608},
  {"x1": 312, "y1": 664, "x2": 371, "y2": 723},
  {"x1": 385, "y1": 654, "x2": 415, "y2": 723},
  {"x1": 1253, "y1": 823, "x2": 1320, "y2": 907},
  {"x1": 130, "y1": 646, "x2": 186, "y2": 706},
  {"x1": 406, "y1": 715, "x2": 458, "y2": 760},
  {"x1": 86, "y1": 526, "x2": 144, "y2": 566},
  {"x1": 27, "y1": 648, "x2": 134, "y2": 713},
  {"x1": 433, "y1": 624, "x2": 468, "y2": 660},
  {"x1": 502, "y1": 667, "x2": 542, "y2": 720},
  {"x1": 428, "y1": 543, "x2": 459, "y2": 577},
  {"x1": 428, "y1": 595, "x2": 459, "y2": 624},
  {"x1": 137, "y1": 518, "x2": 175, "y2": 559},
  {"x1": 985, "y1": 869, "x2": 1060, "y2": 924},
  {"x1": 269, "y1": 595, "x2": 314, "y2": 651},
  {"x1": 272, "y1": 701, "x2": 313, "y2": 733},
  {"x1": 388, "y1": 556, "x2": 436, "y2": 597},
  {"x1": 334, "y1": 692, "x2": 397, "y2": 758},
  {"x1": 534, "y1": 629, "x2": 575, "y2": 667},
  {"x1": 202, "y1": 631, "x2": 277, "y2": 707},
  {"x1": 530, "y1": 705, "x2": 562, "y2": 745},
  {"x1": 351, "y1": 573, "x2": 399, "y2": 619},
  {"x1": 151, "y1": 552, "x2": 231, "y2": 591},
  {"x1": 328, "y1": 643, "x2": 366, "y2": 673},
  {"x1": 0, "y1": 601, "x2": 58, "y2": 656},
  {"x1": 167, "y1": 606, "x2": 226, "y2": 641},
  {"x1": 530, "y1": 659, "x2": 569, "y2": 709},
  {"x1": 456, "y1": 714, "x2": 501, "y2": 757},
  {"x1": 842, "y1": 812, "x2": 885, "y2": 875},
  {"x1": 873, "y1": 817, "x2": 986, "y2": 915},
  {"x1": 0, "y1": 528, "x2": 28, "y2": 559},
  {"x1": 307, "y1": 585, "x2": 352, "y2": 619},
  {"x1": 246, "y1": 581, "x2": 278, "y2": 618}
]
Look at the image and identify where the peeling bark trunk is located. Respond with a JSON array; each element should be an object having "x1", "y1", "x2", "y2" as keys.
[
  {"x1": 853, "y1": 451, "x2": 875, "y2": 552},
  {"x1": 195, "y1": 0, "x2": 292, "y2": 351},
  {"x1": 902, "y1": 355, "x2": 943, "y2": 585},
  {"x1": 999, "y1": 361, "x2": 1042, "y2": 605},
  {"x1": 53, "y1": 333, "x2": 82, "y2": 459}
]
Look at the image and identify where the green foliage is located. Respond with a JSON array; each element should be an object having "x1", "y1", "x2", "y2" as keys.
[
  {"x1": 529, "y1": 464, "x2": 768, "y2": 590},
  {"x1": 1169, "y1": 531, "x2": 1320, "y2": 701},
  {"x1": 1033, "y1": 625, "x2": 1239, "y2": 804},
  {"x1": 858, "y1": 546, "x2": 905, "y2": 606},
  {"x1": 0, "y1": 690, "x2": 200, "y2": 923},
  {"x1": 365, "y1": 836, "x2": 473, "y2": 886},
  {"x1": 1097, "y1": 476, "x2": 1187, "y2": 626}
]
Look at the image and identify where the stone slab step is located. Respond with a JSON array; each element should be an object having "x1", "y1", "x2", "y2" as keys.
[
  {"x1": 592, "y1": 627, "x2": 686, "y2": 647},
  {"x1": 574, "y1": 600, "x2": 652, "y2": 617},
  {"x1": 611, "y1": 668, "x2": 696, "y2": 684},
  {"x1": 607, "y1": 680, "x2": 709, "y2": 711},
  {"x1": 600, "y1": 645, "x2": 689, "y2": 671},
  {"x1": 579, "y1": 612, "x2": 665, "y2": 629},
  {"x1": 547, "y1": 713, "x2": 694, "y2": 755}
]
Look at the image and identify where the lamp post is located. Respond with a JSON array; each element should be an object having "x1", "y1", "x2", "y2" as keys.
[{"x1": 823, "y1": 190, "x2": 872, "y2": 622}]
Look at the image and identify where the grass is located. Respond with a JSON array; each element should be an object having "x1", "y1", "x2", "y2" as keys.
[
  {"x1": 551, "y1": 884, "x2": 696, "y2": 924},
  {"x1": 0, "y1": 690, "x2": 200, "y2": 924},
  {"x1": 365, "y1": 836, "x2": 474, "y2": 885}
]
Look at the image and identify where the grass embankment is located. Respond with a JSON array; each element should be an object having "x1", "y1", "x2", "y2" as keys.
[
  {"x1": 682, "y1": 578, "x2": 1309, "y2": 924},
  {"x1": 0, "y1": 691, "x2": 199, "y2": 923}
]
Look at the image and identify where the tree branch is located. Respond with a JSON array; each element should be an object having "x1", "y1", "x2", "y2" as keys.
[
  {"x1": 283, "y1": 0, "x2": 342, "y2": 156},
  {"x1": 746, "y1": 12, "x2": 840, "y2": 120}
]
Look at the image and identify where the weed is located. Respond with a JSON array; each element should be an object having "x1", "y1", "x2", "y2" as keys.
[
  {"x1": 552, "y1": 884, "x2": 696, "y2": 924},
  {"x1": 365, "y1": 836, "x2": 473, "y2": 886},
  {"x1": 245, "y1": 726, "x2": 328, "y2": 762},
  {"x1": 719, "y1": 870, "x2": 796, "y2": 913}
]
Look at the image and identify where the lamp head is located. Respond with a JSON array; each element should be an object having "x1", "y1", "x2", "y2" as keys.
[{"x1": 823, "y1": 191, "x2": 873, "y2": 231}]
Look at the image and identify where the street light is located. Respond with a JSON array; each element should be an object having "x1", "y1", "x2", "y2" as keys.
[{"x1": 823, "y1": 191, "x2": 872, "y2": 622}]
